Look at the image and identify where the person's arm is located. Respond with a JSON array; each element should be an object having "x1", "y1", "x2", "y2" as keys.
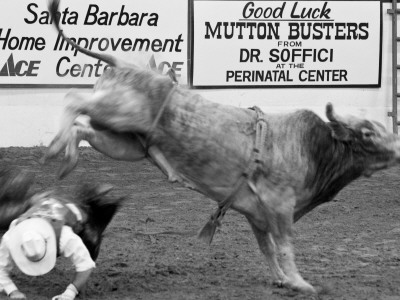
[
  {"x1": 0, "y1": 234, "x2": 26, "y2": 299},
  {"x1": 72, "y1": 268, "x2": 93, "y2": 291},
  {"x1": 52, "y1": 226, "x2": 95, "y2": 300}
]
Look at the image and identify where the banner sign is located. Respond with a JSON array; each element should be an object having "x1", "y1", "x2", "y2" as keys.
[
  {"x1": 0, "y1": 0, "x2": 188, "y2": 87},
  {"x1": 189, "y1": 0, "x2": 382, "y2": 88}
]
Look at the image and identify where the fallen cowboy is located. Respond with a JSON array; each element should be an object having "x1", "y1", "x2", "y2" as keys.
[
  {"x1": 44, "y1": 0, "x2": 400, "y2": 294},
  {"x1": 0, "y1": 166, "x2": 125, "y2": 299}
]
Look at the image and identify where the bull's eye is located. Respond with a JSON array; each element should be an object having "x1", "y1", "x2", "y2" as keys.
[{"x1": 362, "y1": 129, "x2": 374, "y2": 139}]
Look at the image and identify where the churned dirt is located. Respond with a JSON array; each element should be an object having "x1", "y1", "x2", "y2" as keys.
[{"x1": 1, "y1": 147, "x2": 400, "y2": 300}]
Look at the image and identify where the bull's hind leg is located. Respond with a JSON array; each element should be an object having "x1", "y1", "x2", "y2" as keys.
[
  {"x1": 82, "y1": 117, "x2": 146, "y2": 162},
  {"x1": 44, "y1": 90, "x2": 99, "y2": 161},
  {"x1": 45, "y1": 89, "x2": 130, "y2": 160},
  {"x1": 49, "y1": 114, "x2": 98, "y2": 179},
  {"x1": 56, "y1": 115, "x2": 149, "y2": 179},
  {"x1": 58, "y1": 121, "x2": 81, "y2": 179}
]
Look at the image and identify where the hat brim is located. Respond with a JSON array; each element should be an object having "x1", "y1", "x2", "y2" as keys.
[{"x1": 5, "y1": 218, "x2": 56, "y2": 276}]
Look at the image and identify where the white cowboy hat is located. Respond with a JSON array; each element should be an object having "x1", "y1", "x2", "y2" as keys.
[{"x1": 4, "y1": 218, "x2": 56, "y2": 276}]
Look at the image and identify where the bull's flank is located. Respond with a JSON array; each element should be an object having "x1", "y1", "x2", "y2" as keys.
[{"x1": 44, "y1": 0, "x2": 400, "y2": 294}]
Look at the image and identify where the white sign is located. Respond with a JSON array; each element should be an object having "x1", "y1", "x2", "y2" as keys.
[
  {"x1": 0, "y1": 0, "x2": 188, "y2": 87},
  {"x1": 190, "y1": 0, "x2": 382, "y2": 88}
]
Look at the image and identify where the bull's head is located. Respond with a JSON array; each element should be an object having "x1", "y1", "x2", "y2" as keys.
[{"x1": 326, "y1": 103, "x2": 400, "y2": 175}]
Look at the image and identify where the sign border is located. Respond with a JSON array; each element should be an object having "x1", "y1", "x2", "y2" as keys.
[
  {"x1": 0, "y1": 0, "x2": 192, "y2": 89},
  {"x1": 188, "y1": 0, "x2": 383, "y2": 89}
]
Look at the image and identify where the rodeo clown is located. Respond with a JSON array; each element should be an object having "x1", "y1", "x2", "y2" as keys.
[{"x1": 0, "y1": 168, "x2": 124, "y2": 300}]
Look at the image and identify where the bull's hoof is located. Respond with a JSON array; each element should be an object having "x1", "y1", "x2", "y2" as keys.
[
  {"x1": 167, "y1": 174, "x2": 180, "y2": 183},
  {"x1": 272, "y1": 280, "x2": 285, "y2": 288},
  {"x1": 57, "y1": 157, "x2": 79, "y2": 180},
  {"x1": 39, "y1": 155, "x2": 47, "y2": 165},
  {"x1": 297, "y1": 283, "x2": 316, "y2": 294},
  {"x1": 273, "y1": 279, "x2": 316, "y2": 294},
  {"x1": 287, "y1": 281, "x2": 316, "y2": 294},
  {"x1": 41, "y1": 150, "x2": 57, "y2": 164}
]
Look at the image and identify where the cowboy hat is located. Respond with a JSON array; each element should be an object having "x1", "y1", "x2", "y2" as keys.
[{"x1": 4, "y1": 218, "x2": 56, "y2": 276}]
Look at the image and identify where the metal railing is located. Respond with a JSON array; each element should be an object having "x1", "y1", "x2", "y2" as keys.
[{"x1": 388, "y1": 0, "x2": 400, "y2": 134}]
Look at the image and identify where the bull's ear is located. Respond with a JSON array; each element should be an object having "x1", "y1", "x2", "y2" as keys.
[{"x1": 329, "y1": 122, "x2": 352, "y2": 141}]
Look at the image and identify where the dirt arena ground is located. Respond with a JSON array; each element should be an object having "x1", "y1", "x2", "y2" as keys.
[{"x1": 1, "y1": 147, "x2": 400, "y2": 300}]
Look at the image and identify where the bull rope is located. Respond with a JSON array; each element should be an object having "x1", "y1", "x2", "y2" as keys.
[
  {"x1": 145, "y1": 83, "x2": 178, "y2": 149},
  {"x1": 198, "y1": 106, "x2": 268, "y2": 244},
  {"x1": 135, "y1": 77, "x2": 178, "y2": 158}
]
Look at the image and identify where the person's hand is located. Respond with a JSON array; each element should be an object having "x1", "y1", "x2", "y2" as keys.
[
  {"x1": 51, "y1": 284, "x2": 78, "y2": 300},
  {"x1": 9, "y1": 290, "x2": 26, "y2": 299}
]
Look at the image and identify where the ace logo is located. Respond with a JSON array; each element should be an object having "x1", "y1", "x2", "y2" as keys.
[{"x1": 0, "y1": 54, "x2": 41, "y2": 77}]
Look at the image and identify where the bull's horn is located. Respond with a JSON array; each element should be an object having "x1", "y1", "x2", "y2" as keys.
[
  {"x1": 326, "y1": 103, "x2": 347, "y2": 124},
  {"x1": 326, "y1": 103, "x2": 335, "y2": 122}
]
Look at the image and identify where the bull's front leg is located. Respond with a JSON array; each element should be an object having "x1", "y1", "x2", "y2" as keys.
[
  {"x1": 247, "y1": 218, "x2": 290, "y2": 285},
  {"x1": 248, "y1": 182, "x2": 316, "y2": 293},
  {"x1": 274, "y1": 234, "x2": 315, "y2": 293},
  {"x1": 146, "y1": 145, "x2": 180, "y2": 183},
  {"x1": 266, "y1": 193, "x2": 316, "y2": 293}
]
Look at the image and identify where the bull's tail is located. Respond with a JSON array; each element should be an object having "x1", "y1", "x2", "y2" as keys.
[
  {"x1": 0, "y1": 167, "x2": 35, "y2": 230},
  {"x1": 49, "y1": 0, "x2": 128, "y2": 68}
]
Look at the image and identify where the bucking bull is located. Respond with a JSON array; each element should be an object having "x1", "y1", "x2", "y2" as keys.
[{"x1": 44, "y1": 0, "x2": 400, "y2": 294}]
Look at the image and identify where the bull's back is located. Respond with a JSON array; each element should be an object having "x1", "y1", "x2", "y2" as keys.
[
  {"x1": 154, "y1": 89, "x2": 256, "y2": 198},
  {"x1": 154, "y1": 90, "x2": 327, "y2": 199}
]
